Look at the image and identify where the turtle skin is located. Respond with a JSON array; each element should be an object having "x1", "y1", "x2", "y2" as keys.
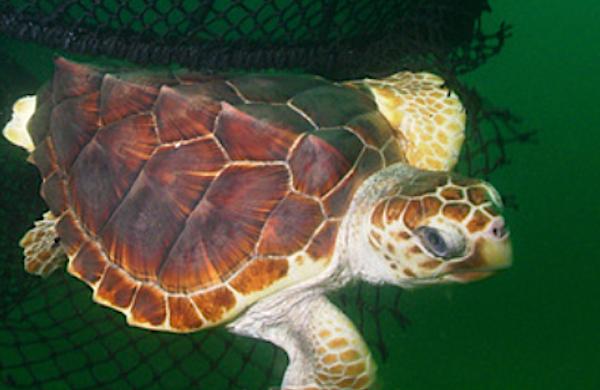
[{"x1": 27, "y1": 57, "x2": 406, "y2": 332}]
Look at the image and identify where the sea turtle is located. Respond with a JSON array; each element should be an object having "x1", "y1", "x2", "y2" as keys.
[{"x1": 3, "y1": 57, "x2": 512, "y2": 390}]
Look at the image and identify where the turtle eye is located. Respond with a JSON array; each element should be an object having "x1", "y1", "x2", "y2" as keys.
[
  {"x1": 415, "y1": 226, "x2": 466, "y2": 259},
  {"x1": 416, "y1": 227, "x2": 448, "y2": 258}
]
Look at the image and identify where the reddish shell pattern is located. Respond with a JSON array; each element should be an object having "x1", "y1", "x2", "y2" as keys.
[{"x1": 29, "y1": 57, "x2": 405, "y2": 331}]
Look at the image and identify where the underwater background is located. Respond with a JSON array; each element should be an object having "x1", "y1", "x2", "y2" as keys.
[{"x1": 0, "y1": 0, "x2": 598, "y2": 389}]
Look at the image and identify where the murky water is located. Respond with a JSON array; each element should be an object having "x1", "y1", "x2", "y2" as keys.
[{"x1": 1, "y1": 1, "x2": 598, "y2": 389}]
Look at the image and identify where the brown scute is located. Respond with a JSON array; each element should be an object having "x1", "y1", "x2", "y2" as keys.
[
  {"x1": 467, "y1": 187, "x2": 490, "y2": 206},
  {"x1": 115, "y1": 69, "x2": 178, "y2": 88},
  {"x1": 41, "y1": 172, "x2": 68, "y2": 216},
  {"x1": 290, "y1": 84, "x2": 377, "y2": 128},
  {"x1": 28, "y1": 101, "x2": 54, "y2": 152},
  {"x1": 442, "y1": 203, "x2": 471, "y2": 222},
  {"x1": 31, "y1": 139, "x2": 57, "y2": 179},
  {"x1": 68, "y1": 114, "x2": 158, "y2": 235},
  {"x1": 52, "y1": 57, "x2": 103, "y2": 102},
  {"x1": 467, "y1": 210, "x2": 491, "y2": 233},
  {"x1": 386, "y1": 197, "x2": 407, "y2": 223},
  {"x1": 441, "y1": 187, "x2": 464, "y2": 201},
  {"x1": 421, "y1": 196, "x2": 442, "y2": 218},
  {"x1": 216, "y1": 102, "x2": 311, "y2": 161},
  {"x1": 306, "y1": 221, "x2": 340, "y2": 261},
  {"x1": 94, "y1": 265, "x2": 137, "y2": 308},
  {"x1": 323, "y1": 148, "x2": 382, "y2": 217},
  {"x1": 69, "y1": 241, "x2": 109, "y2": 287},
  {"x1": 230, "y1": 73, "x2": 329, "y2": 102},
  {"x1": 258, "y1": 193, "x2": 323, "y2": 256},
  {"x1": 174, "y1": 72, "x2": 243, "y2": 104},
  {"x1": 99, "y1": 74, "x2": 159, "y2": 126},
  {"x1": 55, "y1": 210, "x2": 87, "y2": 257},
  {"x1": 51, "y1": 93, "x2": 100, "y2": 172},
  {"x1": 130, "y1": 284, "x2": 167, "y2": 327},
  {"x1": 230, "y1": 257, "x2": 289, "y2": 295},
  {"x1": 289, "y1": 133, "x2": 350, "y2": 197},
  {"x1": 168, "y1": 296, "x2": 204, "y2": 331},
  {"x1": 403, "y1": 200, "x2": 423, "y2": 231},
  {"x1": 154, "y1": 85, "x2": 222, "y2": 142},
  {"x1": 382, "y1": 137, "x2": 406, "y2": 166},
  {"x1": 158, "y1": 164, "x2": 289, "y2": 291},
  {"x1": 346, "y1": 111, "x2": 395, "y2": 147},
  {"x1": 191, "y1": 286, "x2": 237, "y2": 323},
  {"x1": 102, "y1": 139, "x2": 225, "y2": 284}
]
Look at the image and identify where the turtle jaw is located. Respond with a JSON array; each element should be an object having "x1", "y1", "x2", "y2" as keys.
[{"x1": 435, "y1": 234, "x2": 513, "y2": 283}]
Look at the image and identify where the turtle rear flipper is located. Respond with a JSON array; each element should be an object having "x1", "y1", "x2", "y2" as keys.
[
  {"x1": 20, "y1": 211, "x2": 66, "y2": 277},
  {"x1": 3, "y1": 95, "x2": 36, "y2": 152}
]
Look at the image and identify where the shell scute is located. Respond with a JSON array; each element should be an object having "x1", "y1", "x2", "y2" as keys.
[
  {"x1": 94, "y1": 265, "x2": 137, "y2": 308},
  {"x1": 229, "y1": 74, "x2": 329, "y2": 102},
  {"x1": 68, "y1": 114, "x2": 158, "y2": 235},
  {"x1": 102, "y1": 139, "x2": 226, "y2": 283},
  {"x1": 346, "y1": 111, "x2": 395, "y2": 147},
  {"x1": 69, "y1": 241, "x2": 109, "y2": 287},
  {"x1": 289, "y1": 130, "x2": 362, "y2": 198},
  {"x1": 216, "y1": 102, "x2": 312, "y2": 161},
  {"x1": 323, "y1": 147, "x2": 383, "y2": 217},
  {"x1": 258, "y1": 193, "x2": 324, "y2": 256},
  {"x1": 28, "y1": 95, "x2": 54, "y2": 147},
  {"x1": 291, "y1": 85, "x2": 377, "y2": 127},
  {"x1": 154, "y1": 84, "x2": 235, "y2": 142},
  {"x1": 306, "y1": 221, "x2": 340, "y2": 262},
  {"x1": 158, "y1": 164, "x2": 289, "y2": 292},
  {"x1": 130, "y1": 284, "x2": 167, "y2": 327},
  {"x1": 100, "y1": 74, "x2": 159, "y2": 125},
  {"x1": 168, "y1": 296, "x2": 204, "y2": 331},
  {"x1": 52, "y1": 56, "x2": 103, "y2": 102},
  {"x1": 55, "y1": 210, "x2": 87, "y2": 257},
  {"x1": 50, "y1": 92, "x2": 100, "y2": 172},
  {"x1": 191, "y1": 286, "x2": 237, "y2": 323},
  {"x1": 229, "y1": 257, "x2": 289, "y2": 295},
  {"x1": 40, "y1": 171, "x2": 68, "y2": 216},
  {"x1": 30, "y1": 139, "x2": 55, "y2": 178}
]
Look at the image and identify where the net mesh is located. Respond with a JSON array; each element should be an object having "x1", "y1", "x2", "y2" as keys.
[
  {"x1": 0, "y1": 0, "x2": 533, "y2": 389},
  {"x1": 0, "y1": 0, "x2": 508, "y2": 78}
]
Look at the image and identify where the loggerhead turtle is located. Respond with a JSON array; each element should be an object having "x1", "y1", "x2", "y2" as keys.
[{"x1": 3, "y1": 57, "x2": 512, "y2": 390}]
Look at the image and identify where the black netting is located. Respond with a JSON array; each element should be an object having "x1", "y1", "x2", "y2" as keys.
[
  {"x1": 0, "y1": 0, "x2": 507, "y2": 78},
  {"x1": 0, "y1": 1, "x2": 534, "y2": 389}
]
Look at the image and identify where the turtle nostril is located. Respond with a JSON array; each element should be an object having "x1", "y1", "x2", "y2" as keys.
[{"x1": 489, "y1": 218, "x2": 509, "y2": 239}]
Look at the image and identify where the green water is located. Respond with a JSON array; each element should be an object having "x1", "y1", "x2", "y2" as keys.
[
  {"x1": 1, "y1": 0, "x2": 599, "y2": 389},
  {"x1": 380, "y1": 1, "x2": 600, "y2": 389}
]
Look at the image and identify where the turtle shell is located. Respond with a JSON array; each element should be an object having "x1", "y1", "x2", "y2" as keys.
[{"x1": 29, "y1": 57, "x2": 405, "y2": 332}]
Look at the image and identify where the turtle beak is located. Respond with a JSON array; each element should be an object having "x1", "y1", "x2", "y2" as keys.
[{"x1": 442, "y1": 222, "x2": 513, "y2": 283}]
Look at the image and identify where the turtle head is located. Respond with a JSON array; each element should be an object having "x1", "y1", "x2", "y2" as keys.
[{"x1": 359, "y1": 169, "x2": 511, "y2": 287}]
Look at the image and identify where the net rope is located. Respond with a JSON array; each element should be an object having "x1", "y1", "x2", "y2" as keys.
[{"x1": 0, "y1": 0, "x2": 534, "y2": 389}]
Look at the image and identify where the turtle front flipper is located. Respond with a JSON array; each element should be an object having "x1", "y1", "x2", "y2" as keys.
[
  {"x1": 229, "y1": 294, "x2": 376, "y2": 390},
  {"x1": 19, "y1": 211, "x2": 67, "y2": 277},
  {"x1": 350, "y1": 72, "x2": 466, "y2": 172}
]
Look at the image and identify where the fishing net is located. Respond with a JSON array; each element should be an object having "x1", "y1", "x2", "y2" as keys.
[
  {"x1": 0, "y1": 0, "x2": 509, "y2": 78},
  {"x1": 0, "y1": 0, "x2": 533, "y2": 389}
]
